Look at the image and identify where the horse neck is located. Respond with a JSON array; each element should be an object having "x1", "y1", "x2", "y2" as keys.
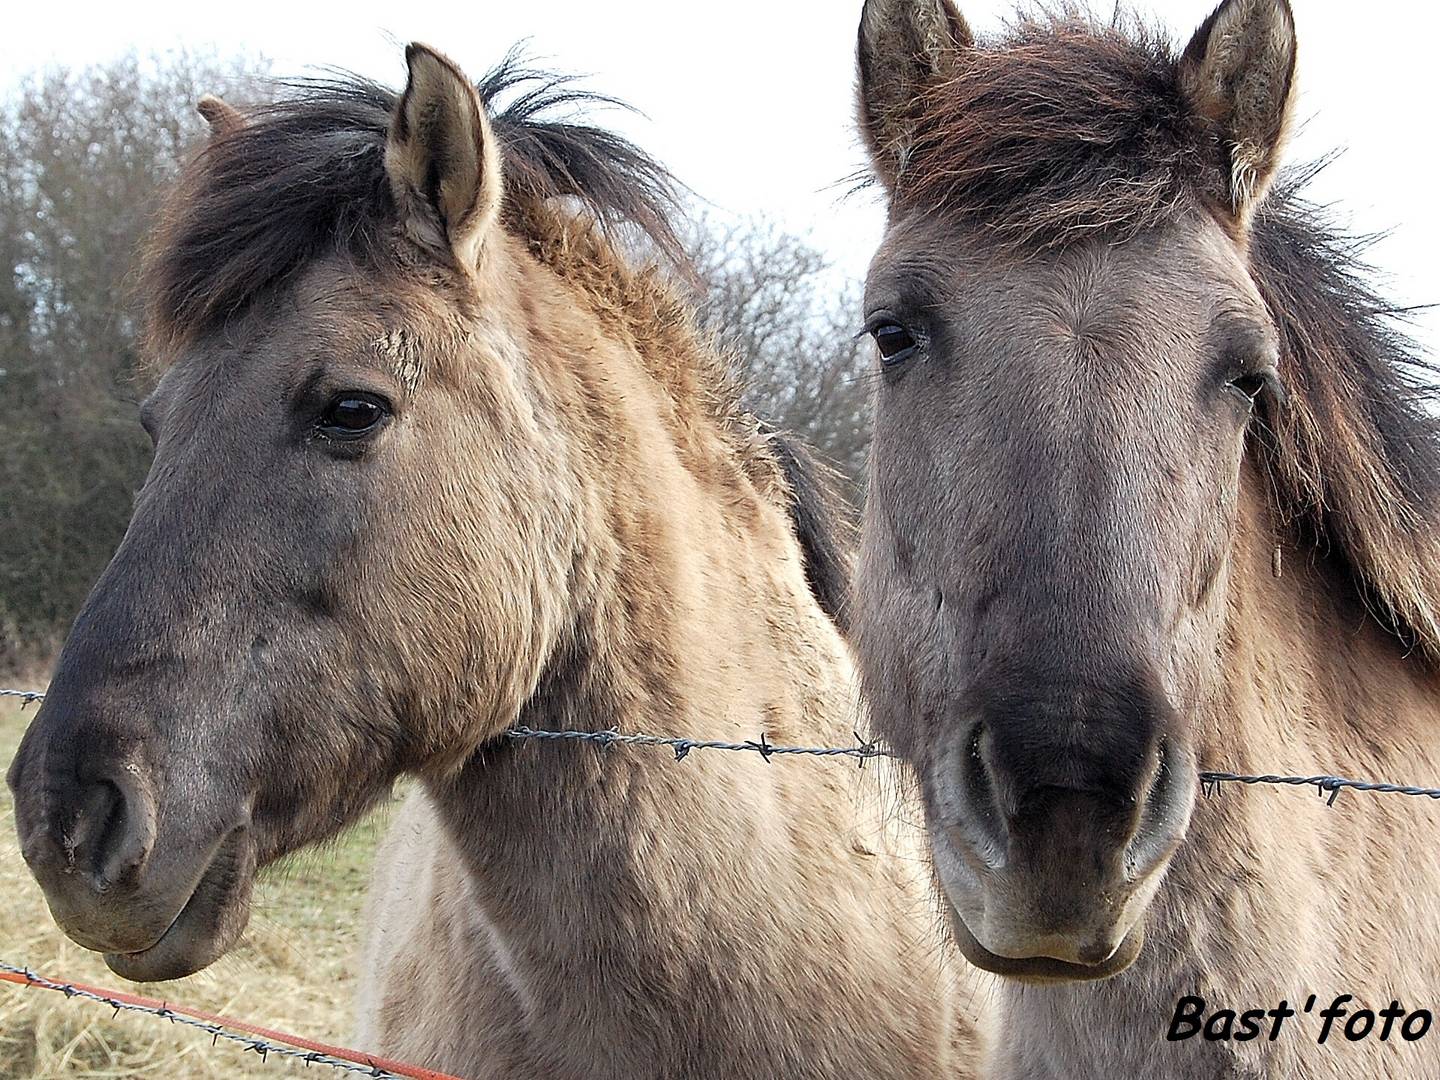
[
  {"x1": 420, "y1": 254, "x2": 872, "y2": 966},
  {"x1": 1166, "y1": 457, "x2": 1440, "y2": 944},
  {"x1": 508, "y1": 240, "x2": 857, "y2": 751},
  {"x1": 1200, "y1": 461, "x2": 1440, "y2": 788},
  {"x1": 1139, "y1": 462, "x2": 1436, "y2": 950}
]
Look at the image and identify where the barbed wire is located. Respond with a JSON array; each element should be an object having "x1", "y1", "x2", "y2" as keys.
[
  {"x1": 1199, "y1": 771, "x2": 1440, "y2": 806},
  {"x1": 8, "y1": 685, "x2": 1440, "y2": 805},
  {"x1": 0, "y1": 961, "x2": 458, "y2": 1079},
  {"x1": 505, "y1": 724, "x2": 888, "y2": 762}
]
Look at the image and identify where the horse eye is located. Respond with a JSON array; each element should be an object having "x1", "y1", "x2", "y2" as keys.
[
  {"x1": 1226, "y1": 373, "x2": 1270, "y2": 406},
  {"x1": 318, "y1": 394, "x2": 390, "y2": 439},
  {"x1": 870, "y1": 323, "x2": 918, "y2": 365}
]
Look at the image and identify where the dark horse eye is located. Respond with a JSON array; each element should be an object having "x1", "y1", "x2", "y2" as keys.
[
  {"x1": 1227, "y1": 373, "x2": 1270, "y2": 406},
  {"x1": 318, "y1": 394, "x2": 391, "y2": 439},
  {"x1": 870, "y1": 322, "x2": 918, "y2": 366}
]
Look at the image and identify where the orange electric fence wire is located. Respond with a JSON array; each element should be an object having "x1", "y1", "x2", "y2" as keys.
[{"x1": 0, "y1": 964, "x2": 463, "y2": 1079}]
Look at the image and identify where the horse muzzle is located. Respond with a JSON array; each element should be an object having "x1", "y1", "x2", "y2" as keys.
[
  {"x1": 9, "y1": 716, "x2": 258, "y2": 982},
  {"x1": 925, "y1": 728, "x2": 1197, "y2": 983}
]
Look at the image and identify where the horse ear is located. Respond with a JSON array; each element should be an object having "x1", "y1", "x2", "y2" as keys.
[
  {"x1": 385, "y1": 44, "x2": 502, "y2": 269},
  {"x1": 857, "y1": 0, "x2": 974, "y2": 191},
  {"x1": 196, "y1": 94, "x2": 245, "y2": 139},
  {"x1": 1179, "y1": 0, "x2": 1297, "y2": 219}
]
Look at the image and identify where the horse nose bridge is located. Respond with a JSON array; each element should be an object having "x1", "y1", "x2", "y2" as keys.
[
  {"x1": 58, "y1": 521, "x2": 265, "y2": 690},
  {"x1": 99, "y1": 428, "x2": 285, "y2": 588}
]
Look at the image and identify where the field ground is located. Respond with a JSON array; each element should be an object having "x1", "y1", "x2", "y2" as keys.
[{"x1": 0, "y1": 699, "x2": 400, "y2": 1078}]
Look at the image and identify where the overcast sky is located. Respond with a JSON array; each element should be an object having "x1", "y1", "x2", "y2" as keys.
[{"x1": 7, "y1": 0, "x2": 1438, "y2": 354}]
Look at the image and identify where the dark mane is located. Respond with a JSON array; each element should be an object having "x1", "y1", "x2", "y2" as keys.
[
  {"x1": 141, "y1": 52, "x2": 685, "y2": 352},
  {"x1": 894, "y1": 7, "x2": 1440, "y2": 655},
  {"x1": 892, "y1": 10, "x2": 1222, "y2": 248},
  {"x1": 1251, "y1": 177, "x2": 1440, "y2": 653}
]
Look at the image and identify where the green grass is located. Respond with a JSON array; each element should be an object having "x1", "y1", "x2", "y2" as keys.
[{"x1": 0, "y1": 699, "x2": 399, "y2": 1078}]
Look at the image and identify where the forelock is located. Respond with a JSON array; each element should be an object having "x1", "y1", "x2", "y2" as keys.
[
  {"x1": 139, "y1": 51, "x2": 686, "y2": 360},
  {"x1": 891, "y1": 9, "x2": 1228, "y2": 249}
]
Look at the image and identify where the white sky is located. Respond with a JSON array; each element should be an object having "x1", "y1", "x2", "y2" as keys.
[{"x1": 6, "y1": 0, "x2": 1438, "y2": 355}]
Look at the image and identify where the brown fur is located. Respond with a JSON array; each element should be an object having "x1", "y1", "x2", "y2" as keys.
[
  {"x1": 853, "y1": 2, "x2": 1440, "y2": 1077},
  {"x1": 7, "y1": 42, "x2": 989, "y2": 1079}
]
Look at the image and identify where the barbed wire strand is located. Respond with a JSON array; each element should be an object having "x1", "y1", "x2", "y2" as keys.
[
  {"x1": 7, "y1": 687, "x2": 1440, "y2": 805},
  {"x1": 506, "y1": 725, "x2": 889, "y2": 762},
  {"x1": 0, "y1": 962, "x2": 461, "y2": 1079}
]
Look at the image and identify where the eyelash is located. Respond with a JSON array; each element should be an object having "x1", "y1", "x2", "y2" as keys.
[{"x1": 859, "y1": 314, "x2": 922, "y2": 367}]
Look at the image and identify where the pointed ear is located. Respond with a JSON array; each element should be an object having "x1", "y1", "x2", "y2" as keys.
[
  {"x1": 196, "y1": 94, "x2": 245, "y2": 139},
  {"x1": 385, "y1": 44, "x2": 502, "y2": 269},
  {"x1": 857, "y1": 0, "x2": 973, "y2": 191},
  {"x1": 1179, "y1": 0, "x2": 1297, "y2": 219}
]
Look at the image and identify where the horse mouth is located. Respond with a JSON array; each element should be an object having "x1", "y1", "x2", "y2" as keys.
[
  {"x1": 104, "y1": 827, "x2": 256, "y2": 982},
  {"x1": 946, "y1": 906, "x2": 1145, "y2": 983}
]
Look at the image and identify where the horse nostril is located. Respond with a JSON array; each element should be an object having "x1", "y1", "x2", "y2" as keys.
[
  {"x1": 964, "y1": 726, "x2": 990, "y2": 804},
  {"x1": 71, "y1": 771, "x2": 158, "y2": 892},
  {"x1": 953, "y1": 724, "x2": 1007, "y2": 868},
  {"x1": 1124, "y1": 740, "x2": 1196, "y2": 881},
  {"x1": 70, "y1": 779, "x2": 120, "y2": 862}
]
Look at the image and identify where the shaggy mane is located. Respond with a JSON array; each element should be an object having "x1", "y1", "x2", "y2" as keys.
[
  {"x1": 1252, "y1": 177, "x2": 1440, "y2": 657},
  {"x1": 142, "y1": 53, "x2": 686, "y2": 351},
  {"x1": 893, "y1": 11, "x2": 1222, "y2": 248},
  {"x1": 893, "y1": 7, "x2": 1440, "y2": 657}
]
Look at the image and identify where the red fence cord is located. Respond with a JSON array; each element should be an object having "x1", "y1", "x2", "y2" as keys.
[{"x1": 0, "y1": 965, "x2": 463, "y2": 1080}]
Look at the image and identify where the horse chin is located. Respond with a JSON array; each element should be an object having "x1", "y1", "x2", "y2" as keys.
[
  {"x1": 946, "y1": 907, "x2": 1146, "y2": 984},
  {"x1": 104, "y1": 829, "x2": 256, "y2": 983}
]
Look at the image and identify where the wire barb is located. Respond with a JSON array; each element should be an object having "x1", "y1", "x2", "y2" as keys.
[
  {"x1": 505, "y1": 724, "x2": 891, "y2": 763},
  {"x1": 0, "y1": 688, "x2": 45, "y2": 707},
  {"x1": 1196, "y1": 770, "x2": 1440, "y2": 802}
]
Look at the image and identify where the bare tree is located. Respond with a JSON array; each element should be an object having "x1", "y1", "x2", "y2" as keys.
[{"x1": 689, "y1": 219, "x2": 874, "y2": 486}]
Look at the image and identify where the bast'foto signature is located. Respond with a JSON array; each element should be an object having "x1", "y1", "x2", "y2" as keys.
[{"x1": 1168, "y1": 995, "x2": 1434, "y2": 1045}]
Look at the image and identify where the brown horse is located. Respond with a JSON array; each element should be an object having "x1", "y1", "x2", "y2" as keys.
[
  {"x1": 6, "y1": 45, "x2": 988, "y2": 1078},
  {"x1": 851, "y1": 0, "x2": 1440, "y2": 1076}
]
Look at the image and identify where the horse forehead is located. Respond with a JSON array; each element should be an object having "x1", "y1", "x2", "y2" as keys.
[
  {"x1": 916, "y1": 213, "x2": 1241, "y2": 329},
  {"x1": 983, "y1": 251, "x2": 1240, "y2": 394},
  {"x1": 373, "y1": 326, "x2": 427, "y2": 392},
  {"x1": 1043, "y1": 231, "x2": 1208, "y2": 309}
]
